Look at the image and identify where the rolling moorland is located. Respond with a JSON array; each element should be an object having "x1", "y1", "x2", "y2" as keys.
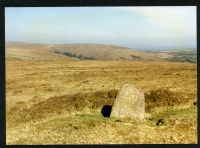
[
  {"x1": 6, "y1": 41, "x2": 196, "y2": 62},
  {"x1": 6, "y1": 42, "x2": 197, "y2": 144}
]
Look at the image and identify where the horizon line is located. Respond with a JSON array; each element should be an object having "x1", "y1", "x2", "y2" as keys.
[{"x1": 5, "y1": 40, "x2": 197, "y2": 51}]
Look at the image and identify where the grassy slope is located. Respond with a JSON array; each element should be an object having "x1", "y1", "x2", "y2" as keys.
[
  {"x1": 7, "y1": 106, "x2": 197, "y2": 144},
  {"x1": 6, "y1": 42, "x2": 196, "y2": 62},
  {"x1": 6, "y1": 42, "x2": 160, "y2": 61},
  {"x1": 50, "y1": 44, "x2": 159, "y2": 61},
  {"x1": 6, "y1": 60, "x2": 197, "y2": 144},
  {"x1": 6, "y1": 42, "x2": 74, "y2": 60}
]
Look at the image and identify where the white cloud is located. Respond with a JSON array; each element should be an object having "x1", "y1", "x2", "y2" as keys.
[{"x1": 116, "y1": 6, "x2": 196, "y2": 38}]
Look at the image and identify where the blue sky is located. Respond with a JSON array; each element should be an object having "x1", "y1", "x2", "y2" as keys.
[{"x1": 5, "y1": 7, "x2": 196, "y2": 50}]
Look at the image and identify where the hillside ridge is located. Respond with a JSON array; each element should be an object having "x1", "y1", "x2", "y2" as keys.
[{"x1": 6, "y1": 41, "x2": 196, "y2": 62}]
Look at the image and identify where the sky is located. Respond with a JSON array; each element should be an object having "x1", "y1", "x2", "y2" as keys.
[{"x1": 5, "y1": 7, "x2": 196, "y2": 50}]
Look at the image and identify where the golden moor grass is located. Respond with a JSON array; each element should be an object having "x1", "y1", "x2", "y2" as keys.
[
  {"x1": 144, "y1": 89, "x2": 188, "y2": 112},
  {"x1": 7, "y1": 89, "x2": 118, "y2": 125},
  {"x1": 8, "y1": 88, "x2": 189, "y2": 125},
  {"x1": 6, "y1": 60, "x2": 197, "y2": 144},
  {"x1": 7, "y1": 107, "x2": 197, "y2": 144}
]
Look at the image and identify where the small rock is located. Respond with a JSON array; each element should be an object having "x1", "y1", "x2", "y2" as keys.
[
  {"x1": 156, "y1": 118, "x2": 165, "y2": 126},
  {"x1": 193, "y1": 101, "x2": 197, "y2": 106}
]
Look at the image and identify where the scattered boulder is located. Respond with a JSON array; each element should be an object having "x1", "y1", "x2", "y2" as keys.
[{"x1": 110, "y1": 84, "x2": 145, "y2": 120}]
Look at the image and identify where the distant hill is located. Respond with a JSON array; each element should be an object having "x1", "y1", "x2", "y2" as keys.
[
  {"x1": 49, "y1": 43, "x2": 160, "y2": 61},
  {"x1": 6, "y1": 42, "x2": 74, "y2": 60},
  {"x1": 150, "y1": 48, "x2": 197, "y2": 63},
  {"x1": 5, "y1": 42, "x2": 196, "y2": 63},
  {"x1": 6, "y1": 42, "x2": 159, "y2": 61}
]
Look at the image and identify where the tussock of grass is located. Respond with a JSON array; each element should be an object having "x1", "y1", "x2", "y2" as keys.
[
  {"x1": 7, "y1": 88, "x2": 192, "y2": 125},
  {"x1": 145, "y1": 89, "x2": 188, "y2": 112},
  {"x1": 7, "y1": 106, "x2": 197, "y2": 144},
  {"x1": 7, "y1": 89, "x2": 118, "y2": 125},
  {"x1": 149, "y1": 105, "x2": 197, "y2": 124}
]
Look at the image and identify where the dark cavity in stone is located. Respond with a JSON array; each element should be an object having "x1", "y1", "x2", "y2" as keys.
[{"x1": 101, "y1": 105, "x2": 112, "y2": 117}]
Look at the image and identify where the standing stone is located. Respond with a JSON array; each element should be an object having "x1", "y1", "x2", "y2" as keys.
[{"x1": 110, "y1": 84, "x2": 145, "y2": 120}]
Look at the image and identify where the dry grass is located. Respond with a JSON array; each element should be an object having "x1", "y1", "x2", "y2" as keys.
[
  {"x1": 144, "y1": 89, "x2": 189, "y2": 112},
  {"x1": 6, "y1": 60, "x2": 197, "y2": 144},
  {"x1": 7, "y1": 89, "x2": 118, "y2": 125},
  {"x1": 7, "y1": 106, "x2": 197, "y2": 144}
]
